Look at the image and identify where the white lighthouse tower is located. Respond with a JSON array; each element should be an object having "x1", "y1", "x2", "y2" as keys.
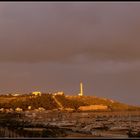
[{"x1": 78, "y1": 82, "x2": 83, "y2": 96}]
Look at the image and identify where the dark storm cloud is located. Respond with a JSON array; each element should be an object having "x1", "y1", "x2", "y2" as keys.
[
  {"x1": 0, "y1": 3, "x2": 140, "y2": 63},
  {"x1": 0, "y1": 2, "x2": 140, "y2": 105}
]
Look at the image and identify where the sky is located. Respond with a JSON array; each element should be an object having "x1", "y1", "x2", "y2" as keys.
[{"x1": 0, "y1": 2, "x2": 140, "y2": 105}]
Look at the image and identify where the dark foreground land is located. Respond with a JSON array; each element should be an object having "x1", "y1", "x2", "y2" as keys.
[{"x1": 0, "y1": 110, "x2": 140, "y2": 138}]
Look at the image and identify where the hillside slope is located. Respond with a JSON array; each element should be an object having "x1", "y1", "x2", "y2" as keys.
[
  {"x1": 54, "y1": 95, "x2": 140, "y2": 111},
  {"x1": 0, "y1": 94, "x2": 139, "y2": 111}
]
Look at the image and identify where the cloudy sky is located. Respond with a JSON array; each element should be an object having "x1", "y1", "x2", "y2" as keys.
[{"x1": 0, "y1": 2, "x2": 140, "y2": 105}]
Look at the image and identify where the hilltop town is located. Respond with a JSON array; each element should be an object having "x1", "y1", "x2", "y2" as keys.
[
  {"x1": 0, "y1": 83, "x2": 140, "y2": 138},
  {"x1": 0, "y1": 82, "x2": 139, "y2": 113}
]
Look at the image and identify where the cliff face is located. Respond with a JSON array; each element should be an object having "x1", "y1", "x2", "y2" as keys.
[{"x1": 78, "y1": 105, "x2": 108, "y2": 111}]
